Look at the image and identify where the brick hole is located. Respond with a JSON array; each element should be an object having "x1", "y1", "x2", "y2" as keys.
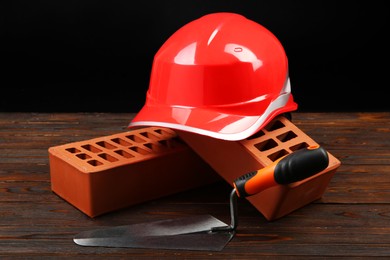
[
  {"x1": 153, "y1": 128, "x2": 170, "y2": 136},
  {"x1": 170, "y1": 136, "x2": 185, "y2": 145},
  {"x1": 76, "y1": 153, "x2": 91, "y2": 160},
  {"x1": 264, "y1": 120, "x2": 285, "y2": 131},
  {"x1": 65, "y1": 147, "x2": 80, "y2": 154},
  {"x1": 175, "y1": 136, "x2": 185, "y2": 143},
  {"x1": 114, "y1": 149, "x2": 134, "y2": 159},
  {"x1": 159, "y1": 139, "x2": 169, "y2": 146},
  {"x1": 277, "y1": 131, "x2": 297, "y2": 142},
  {"x1": 159, "y1": 137, "x2": 184, "y2": 149},
  {"x1": 129, "y1": 146, "x2": 149, "y2": 155},
  {"x1": 254, "y1": 139, "x2": 278, "y2": 151},
  {"x1": 268, "y1": 149, "x2": 289, "y2": 162},
  {"x1": 144, "y1": 142, "x2": 166, "y2": 153},
  {"x1": 158, "y1": 139, "x2": 175, "y2": 149},
  {"x1": 98, "y1": 153, "x2": 118, "y2": 162},
  {"x1": 247, "y1": 130, "x2": 265, "y2": 140},
  {"x1": 87, "y1": 159, "x2": 103, "y2": 166},
  {"x1": 140, "y1": 131, "x2": 159, "y2": 141},
  {"x1": 96, "y1": 141, "x2": 116, "y2": 150},
  {"x1": 81, "y1": 144, "x2": 102, "y2": 153},
  {"x1": 125, "y1": 134, "x2": 145, "y2": 143},
  {"x1": 111, "y1": 137, "x2": 131, "y2": 147},
  {"x1": 290, "y1": 142, "x2": 309, "y2": 151}
]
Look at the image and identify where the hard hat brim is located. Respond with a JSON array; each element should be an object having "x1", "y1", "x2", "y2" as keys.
[{"x1": 128, "y1": 92, "x2": 296, "y2": 141}]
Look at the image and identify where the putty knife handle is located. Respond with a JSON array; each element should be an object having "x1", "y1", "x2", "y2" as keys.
[{"x1": 233, "y1": 145, "x2": 329, "y2": 198}]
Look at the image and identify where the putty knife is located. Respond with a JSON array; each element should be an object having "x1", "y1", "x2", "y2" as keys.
[{"x1": 74, "y1": 145, "x2": 329, "y2": 251}]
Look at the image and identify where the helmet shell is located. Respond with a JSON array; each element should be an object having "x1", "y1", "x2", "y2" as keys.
[{"x1": 129, "y1": 12, "x2": 297, "y2": 140}]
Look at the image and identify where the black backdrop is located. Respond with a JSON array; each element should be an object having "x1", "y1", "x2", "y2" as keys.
[{"x1": 2, "y1": 1, "x2": 389, "y2": 112}]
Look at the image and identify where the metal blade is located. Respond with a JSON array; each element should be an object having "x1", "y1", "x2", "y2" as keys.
[
  {"x1": 74, "y1": 231, "x2": 234, "y2": 251},
  {"x1": 74, "y1": 214, "x2": 234, "y2": 251}
]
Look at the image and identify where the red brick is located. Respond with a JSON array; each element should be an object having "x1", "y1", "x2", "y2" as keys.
[
  {"x1": 48, "y1": 127, "x2": 220, "y2": 217},
  {"x1": 177, "y1": 116, "x2": 341, "y2": 221}
]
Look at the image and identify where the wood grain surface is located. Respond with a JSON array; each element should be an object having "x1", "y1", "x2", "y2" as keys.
[{"x1": 0, "y1": 112, "x2": 389, "y2": 259}]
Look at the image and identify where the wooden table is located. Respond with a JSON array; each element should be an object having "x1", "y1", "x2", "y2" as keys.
[{"x1": 1, "y1": 112, "x2": 389, "y2": 258}]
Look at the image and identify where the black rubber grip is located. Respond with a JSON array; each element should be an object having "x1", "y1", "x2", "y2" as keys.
[
  {"x1": 274, "y1": 146, "x2": 329, "y2": 185},
  {"x1": 234, "y1": 171, "x2": 257, "y2": 197}
]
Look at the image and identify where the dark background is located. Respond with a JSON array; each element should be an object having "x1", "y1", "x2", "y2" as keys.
[{"x1": 1, "y1": 1, "x2": 389, "y2": 112}]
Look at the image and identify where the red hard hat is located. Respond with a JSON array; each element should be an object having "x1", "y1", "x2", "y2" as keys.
[{"x1": 129, "y1": 12, "x2": 297, "y2": 140}]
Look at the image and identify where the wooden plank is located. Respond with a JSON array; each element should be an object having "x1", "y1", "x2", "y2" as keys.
[
  {"x1": 0, "y1": 112, "x2": 389, "y2": 258},
  {"x1": 0, "y1": 201, "x2": 389, "y2": 257}
]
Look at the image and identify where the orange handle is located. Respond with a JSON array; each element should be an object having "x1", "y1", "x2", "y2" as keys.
[{"x1": 233, "y1": 145, "x2": 329, "y2": 198}]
